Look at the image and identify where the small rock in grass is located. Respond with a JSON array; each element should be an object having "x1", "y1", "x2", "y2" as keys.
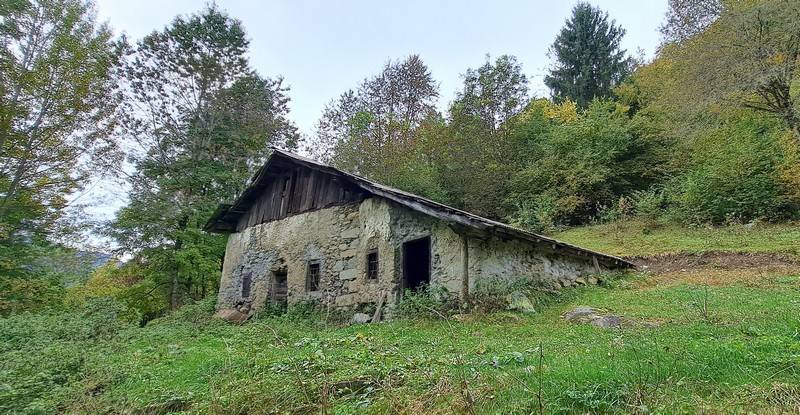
[
  {"x1": 591, "y1": 315, "x2": 625, "y2": 328},
  {"x1": 351, "y1": 313, "x2": 371, "y2": 324},
  {"x1": 562, "y1": 306, "x2": 603, "y2": 323},
  {"x1": 506, "y1": 291, "x2": 536, "y2": 313},
  {"x1": 214, "y1": 309, "x2": 250, "y2": 324}
]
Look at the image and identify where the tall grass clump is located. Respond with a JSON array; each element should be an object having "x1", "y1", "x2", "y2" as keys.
[
  {"x1": 394, "y1": 286, "x2": 461, "y2": 319},
  {"x1": 0, "y1": 298, "x2": 132, "y2": 414}
]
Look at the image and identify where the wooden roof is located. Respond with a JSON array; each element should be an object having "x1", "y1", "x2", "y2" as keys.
[{"x1": 205, "y1": 149, "x2": 634, "y2": 268}]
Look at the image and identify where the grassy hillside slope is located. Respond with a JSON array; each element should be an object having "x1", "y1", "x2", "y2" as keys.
[
  {"x1": 553, "y1": 219, "x2": 800, "y2": 257},
  {"x1": 2, "y1": 221, "x2": 799, "y2": 414}
]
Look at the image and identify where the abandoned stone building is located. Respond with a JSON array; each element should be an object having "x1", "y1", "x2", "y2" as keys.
[{"x1": 205, "y1": 150, "x2": 632, "y2": 315}]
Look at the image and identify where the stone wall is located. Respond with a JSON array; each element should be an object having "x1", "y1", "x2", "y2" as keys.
[
  {"x1": 217, "y1": 196, "x2": 607, "y2": 313},
  {"x1": 220, "y1": 201, "x2": 379, "y2": 311}
]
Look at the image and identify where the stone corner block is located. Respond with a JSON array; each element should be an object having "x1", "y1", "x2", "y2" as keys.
[
  {"x1": 341, "y1": 228, "x2": 360, "y2": 239},
  {"x1": 339, "y1": 268, "x2": 359, "y2": 280}
]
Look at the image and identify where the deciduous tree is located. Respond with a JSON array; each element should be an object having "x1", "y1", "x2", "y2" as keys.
[
  {"x1": 438, "y1": 55, "x2": 529, "y2": 218},
  {"x1": 112, "y1": 6, "x2": 298, "y2": 309},
  {"x1": 314, "y1": 55, "x2": 438, "y2": 183},
  {"x1": 675, "y1": 0, "x2": 800, "y2": 142},
  {"x1": 660, "y1": 0, "x2": 724, "y2": 44},
  {"x1": 0, "y1": 0, "x2": 119, "y2": 277}
]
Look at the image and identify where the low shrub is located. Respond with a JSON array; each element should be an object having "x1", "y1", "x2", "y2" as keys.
[
  {"x1": 508, "y1": 195, "x2": 559, "y2": 233},
  {"x1": 257, "y1": 301, "x2": 289, "y2": 318},
  {"x1": 596, "y1": 196, "x2": 634, "y2": 224},
  {"x1": 394, "y1": 285, "x2": 460, "y2": 319},
  {"x1": 595, "y1": 271, "x2": 636, "y2": 290},
  {"x1": 631, "y1": 187, "x2": 667, "y2": 223},
  {"x1": 153, "y1": 296, "x2": 217, "y2": 326},
  {"x1": 559, "y1": 381, "x2": 628, "y2": 413},
  {"x1": 469, "y1": 279, "x2": 513, "y2": 313},
  {"x1": 666, "y1": 114, "x2": 796, "y2": 225},
  {"x1": 0, "y1": 275, "x2": 65, "y2": 316},
  {"x1": 285, "y1": 299, "x2": 324, "y2": 320},
  {"x1": 470, "y1": 278, "x2": 562, "y2": 313},
  {"x1": 0, "y1": 298, "x2": 133, "y2": 414}
]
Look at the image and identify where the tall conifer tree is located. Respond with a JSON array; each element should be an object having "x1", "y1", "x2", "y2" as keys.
[{"x1": 545, "y1": 3, "x2": 633, "y2": 108}]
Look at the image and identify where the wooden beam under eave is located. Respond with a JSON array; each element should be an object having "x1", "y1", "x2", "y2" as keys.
[{"x1": 461, "y1": 233, "x2": 470, "y2": 306}]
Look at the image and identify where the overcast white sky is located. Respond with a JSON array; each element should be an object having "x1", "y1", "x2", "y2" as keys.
[
  {"x1": 95, "y1": 0, "x2": 668, "y2": 135},
  {"x1": 84, "y1": 0, "x2": 669, "y2": 232}
]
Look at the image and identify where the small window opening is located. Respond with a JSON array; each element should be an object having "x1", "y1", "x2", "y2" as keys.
[
  {"x1": 366, "y1": 250, "x2": 379, "y2": 280},
  {"x1": 241, "y1": 272, "x2": 252, "y2": 298},
  {"x1": 306, "y1": 261, "x2": 321, "y2": 292}
]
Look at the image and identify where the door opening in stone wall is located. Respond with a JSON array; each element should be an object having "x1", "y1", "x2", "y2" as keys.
[
  {"x1": 402, "y1": 236, "x2": 430, "y2": 292},
  {"x1": 270, "y1": 269, "x2": 288, "y2": 310}
]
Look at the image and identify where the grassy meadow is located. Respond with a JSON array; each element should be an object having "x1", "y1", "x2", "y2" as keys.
[{"x1": 2, "y1": 220, "x2": 800, "y2": 414}]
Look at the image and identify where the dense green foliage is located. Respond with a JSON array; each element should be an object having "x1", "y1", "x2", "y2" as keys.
[
  {"x1": 507, "y1": 100, "x2": 664, "y2": 230},
  {"x1": 667, "y1": 113, "x2": 794, "y2": 224},
  {"x1": 671, "y1": 0, "x2": 800, "y2": 142},
  {"x1": 310, "y1": 0, "x2": 800, "y2": 232}
]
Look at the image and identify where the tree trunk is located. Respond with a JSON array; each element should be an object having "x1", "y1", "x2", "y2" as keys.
[
  {"x1": 790, "y1": 120, "x2": 800, "y2": 143},
  {"x1": 780, "y1": 108, "x2": 800, "y2": 144},
  {"x1": 170, "y1": 218, "x2": 187, "y2": 310},
  {"x1": 170, "y1": 273, "x2": 180, "y2": 310}
]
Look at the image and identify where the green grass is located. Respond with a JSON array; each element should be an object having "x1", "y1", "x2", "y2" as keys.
[
  {"x1": 552, "y1": 218, "x2": 800, "y2": 257},
  {"x1": 3, "y1": 221, "x2": 800, "y2": 414},
  {"x1": 3, "y1": 276, "x2": 800, "y2": 414}
]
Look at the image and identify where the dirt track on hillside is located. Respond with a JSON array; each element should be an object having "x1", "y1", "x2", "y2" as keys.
[
  {"x1": 625, "y1": 252, "x2": 800, "y2": 287},
  {"x1": 629, "y1": 252, "x2": 800, "y2": 274}
]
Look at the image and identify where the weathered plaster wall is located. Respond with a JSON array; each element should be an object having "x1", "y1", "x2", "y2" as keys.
[
  {"x1": 384, "y1": 201, "x2": 464, "y2": 295},
  {"x1": 466, "y1": 235, "x2": 604, "y2": 290},
  {"x1": 218, "y1": 196, "x2": 469, "y2": 312}
]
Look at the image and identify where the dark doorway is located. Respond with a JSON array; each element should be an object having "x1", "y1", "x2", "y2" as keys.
[
  {"x1": 270, "y1": 269, "x2": 288, "y2": 310},
  {"x1": 402, "y1": 236, "x2": 431, "y2": 292}
]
